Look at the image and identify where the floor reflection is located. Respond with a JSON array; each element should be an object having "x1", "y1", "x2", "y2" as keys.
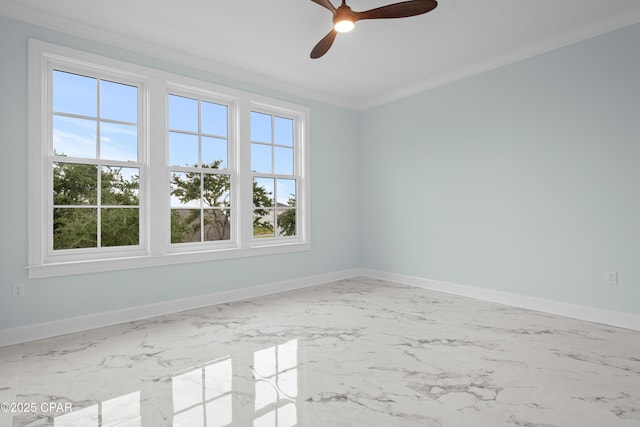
[
  {"x1": 253, "y1": 339, "x2": 298, "y2": 427},
  {"x1": 172, "y1": 356, "x2": 233, "y2": 427},
  {"x1": 49, "y1": 340, "x2": 299, "y2": 427},
  {"x1": 54, "y1": 391, "x2": 141, "y2": 427}
]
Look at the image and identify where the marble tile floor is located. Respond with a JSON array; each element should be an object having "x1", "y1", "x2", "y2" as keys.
[{"x1": 1, "y1": 277, "x2": 639, "y2": 427}]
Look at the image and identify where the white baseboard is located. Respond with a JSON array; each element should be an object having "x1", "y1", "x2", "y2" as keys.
[
  {"x1": 0, "y1": 268, "x2": 361, "y2": 347},
  {"x1": 360, "y1": 269, "x2": 640, "y2": 331},
  {"x1": 3, "y1": 267, "x2": 638, "y2": 347}
]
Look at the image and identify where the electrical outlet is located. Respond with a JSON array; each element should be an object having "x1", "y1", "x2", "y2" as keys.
[
  {"x1": 12, "y1": 282, "x2": 25, "y2": 298},
  {"x1": 604, "y1": 271, "x2": 618, "y2": 286}
]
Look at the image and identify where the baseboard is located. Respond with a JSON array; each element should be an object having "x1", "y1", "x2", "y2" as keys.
[
  {"x1": 3, "y1": 267, "x2": 638, "y2": 347},
  {"x1": 0, "y1": 268, "x2": 361, "y2": 347},
  {"x1": 361, "y1": 269, "x2": 640, "y2": 332}
]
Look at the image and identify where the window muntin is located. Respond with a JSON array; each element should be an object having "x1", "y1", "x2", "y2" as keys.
[
  {"x1": 50, "y1": 69, "x2": 142, "y2": 253},
  {"x1": 251, "y1": 112, "x2": 298, "y2": 240},
  {"x1": 29, "y1": 41, "x2": 310, "y2": 278},
  {"x1": 168, "y1": 94, "x2": 232, "y2": 245},
  {"x1": 172, "y1": 357, "x2": 233, "y2": 427}
]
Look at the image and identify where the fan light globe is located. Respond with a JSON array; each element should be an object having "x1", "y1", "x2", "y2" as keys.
[{"x1": 334, "y1": 19, "x2": 355, "y2": 33}]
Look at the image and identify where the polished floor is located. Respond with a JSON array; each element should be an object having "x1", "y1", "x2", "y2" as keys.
[{"x1": 1, "y1": 277, "x2": 639, "y2": 427}]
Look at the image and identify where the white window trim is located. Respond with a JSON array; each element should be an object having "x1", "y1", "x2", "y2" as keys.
[{"x1": 28, "y1": 40, "x2": 311, "y2": 279}]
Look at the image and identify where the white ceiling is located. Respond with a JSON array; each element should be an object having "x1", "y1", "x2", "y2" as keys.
[{"x1": 2, "y1": 0, "x2": 640, "y2": 109}]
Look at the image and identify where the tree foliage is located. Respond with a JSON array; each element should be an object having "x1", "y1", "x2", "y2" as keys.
[
  {"x1": 53, "y1": 158, "x2": 297, "y2": 248},
  {"x1": 53, "y1": 161, "x2": 139, "y2": 249},
  {"x1": 277, "y1": 195, "x2": 296, "y2": 237},
  {"x1": 170, "y1": 160, "x2": 231, "y2": 243}
]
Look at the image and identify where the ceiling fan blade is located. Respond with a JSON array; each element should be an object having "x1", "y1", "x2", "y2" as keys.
[
  {"x1": 355, "y1": 0, "x2": 437, "y2": 21},
  {"x1": 310, "y1": 29, "x2": 338, "y2": 59},
  {"x1": 310, "y1": 0, "x2": 336, "y2": 14}
]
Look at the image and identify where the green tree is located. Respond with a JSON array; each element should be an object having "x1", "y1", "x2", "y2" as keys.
[
  {"x1": 53, "y1": 161, "x2": 140, "y2": 249},
  {"x1": 170, "y1": 160, "x2": 230, "y2": 242},
  {"x1": 277, "y1": 195, "x2": 296, "y2": 237},
  {"x1": 99, "y1": 166, "x2": 140, "y2": 247},
  {"x1": 252, "y1": 180, "x2": 274, "y2": 236}
]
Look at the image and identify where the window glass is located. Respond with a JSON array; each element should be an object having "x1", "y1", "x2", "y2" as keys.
[
  {"x1": 251, "y1": 111, "x2": 298, "y2": 240},
  {"x1": 31, "y1": 42, "x2": 309, "y2": 276},
  {"x1": 169, "y1": 93, "x2": 232, "y2": 245},
  {"x1": 53, "y1": 70, "x2": 97, "y2": 116},
  {"x1": 100, "y1": 79, "x2": 137, "y2": 123},
  {"x1": 168, "y1": 95, "x2": 198, "y2": 132}
]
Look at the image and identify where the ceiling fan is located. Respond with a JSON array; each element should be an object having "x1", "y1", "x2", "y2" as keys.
[{"x1": 309, "y1": 0, "x2": 438, "y2": 59}]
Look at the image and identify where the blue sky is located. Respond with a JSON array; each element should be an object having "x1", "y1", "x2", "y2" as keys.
[{"x1": 53, "y1": 71, "x2": 296, "y2": 208}]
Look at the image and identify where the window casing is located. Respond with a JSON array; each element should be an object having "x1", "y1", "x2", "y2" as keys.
[{"x1": 28, "y1": 40, "x2": 310, "y2": 278}]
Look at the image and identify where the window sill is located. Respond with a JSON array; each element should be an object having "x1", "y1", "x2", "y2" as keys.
[{"x1": 27, "y1": 243, "x2": 311, "y2": 279}]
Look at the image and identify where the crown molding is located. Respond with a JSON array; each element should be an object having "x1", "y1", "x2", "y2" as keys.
[
  {"x1": 358, "y1": 7, "x2": 640, "y2": 110},
  {"x1": 2, "y1": 1, "x2": 639, "y2": 111},
  {"x1": 0, "y1": 1, "x2": 358, "y2": 110}
]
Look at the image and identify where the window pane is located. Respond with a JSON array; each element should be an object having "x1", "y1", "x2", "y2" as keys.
[
  {"x1": 205, "y1": 395, "x2": 232, "y2": 427},
  {"x1": 253, "y1": 178, "x2": 274, "y2": 207},
  {"x1": 53, "y1": 162, "x2": 97, "y2": 205},
  {"x1": 274, "y1": 146, "x2": 293, "y2": 175},
  {"x1": 100, "y1": 80, "x2": 137, "y2": 123},
  {"x1": 253, "y1": 209, "x2": 274, "y2": 238},
  {"x1": 101, "y1": 208, "x2": 139, "y2": 247},
  {"x1": 254, "y1": 410, "x2": 276, "y2": 427},
  {"x1": 54, "y1": 404, "x2": 99, "y2": 426},
  {"x1": 52, "y1": 70, "x2": 97, "y2": 117},
  {"x1": 169, "y1": 132, "x2": 198, "y2": 167},
  {"x1": 204, "y1": 209, "x2": 230, "y2": 241},
  {"x1": 277, "y1": 209, "x2": 296, "y2": 237},
  {"x1": 278, "y1": 339, "x2": 297, "y2": 370},
  {"x1": 171, "y1": 172, "x2": 201, "y2": 208},
  {"x1": 251, "y1": 111, "x2": 271, "y2": 143},
  {"x1": 255, "y1": 380, "x2": 278, "y2": 411},
  {"x1": 279, "y1": 402, "x2": 298, "y2": 427},
  {"x1": 277, "y1": 368, "x2": 298, "y2": 397},
  {"x1": 168, "y1": 95, "x2": 198, "y2": 132},
  {"x1": 101, "y1": 392, "x2": 141, "y2": 427},
  {"x1": 274, "y1": 116, "x2": 293, "y2": 146},
  {"x1": 101, "y1": 166, "x2": 139, "y2": 206},
  {"x1": 173, "y1": 369, "x2": 202, "y2": 412},
  {"x1": 205, "y1": 359, "x2": 232, "y2": 398},
  {"x1": 100, "y1": 122, "x2": 138, "y2": 162},
  {"x1": 276, "y1": 179, "x2": 296, "y2": 206},
  {"x1": 251, "y1": 143, "x2": 271, "y2": 173},
  {"x1": 202, "y1": 101, "x2": 227, "y2": 137},
  {"x1": 173, "y1": 407, "x2": 203, "y2": 427},
  {"x1": 202, "y1": 137, "x2": 227, "y2": 169},
  {"x1": 171, "y1": 209, "x2": 201, "y2": 243},
  {"x1": 53, "y1": 115, "x2": 97, "y2": 158},
  {"x1": 53, "y1": 208, "x2": 97, "y2": 249},
  {"x1": 203, "y1": 174, "x2": 230, "y2": 208}
]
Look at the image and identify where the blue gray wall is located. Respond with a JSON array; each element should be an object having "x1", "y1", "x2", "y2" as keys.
[
  {"x1": 0, "y1": 16, "x2": 361, "y2": 329},
  {"x1": 2, "y1": 16, "x2": 639, "y2": 330},
  {"x1": 359, "y1": 24, "x2": 640, "y2": 315}
]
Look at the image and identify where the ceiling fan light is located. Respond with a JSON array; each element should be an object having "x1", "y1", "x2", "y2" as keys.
[{"x1": 334, "y1": 19, "x2": 355, "y2": 33}]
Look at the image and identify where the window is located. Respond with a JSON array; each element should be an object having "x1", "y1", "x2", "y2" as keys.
[
  {"x1": 54, "y1": 391, "x2": 141, "y2": 426},
  {"x1": 172, "y1": 357, "x2": 233, "y2": 427},
  {"x1": 168, "y1": 93, "x2": 232, "y2": 245},
  {"x1": 51, "y1": 70, "x2": 143, "y2": 253},
  {"x1": 28, "y1": 40, "x2": 310, "y2": 278},
  {"x1": 253, "y1": 339, "x2": 298, "y2": 427},
  {"x1": 251, "y1": 111, "x2": 298, "y2": 240}
]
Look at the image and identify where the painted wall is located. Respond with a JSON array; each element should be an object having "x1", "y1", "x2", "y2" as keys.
[
  {"x1": 0, "y1": 16, "x2": 361, "y2": 329},
  {"x1": 2, "y1": 15, "x2": 639, "y2": 331},
  {"x1": 359, "y1": 24, "x2": 640, "y2": 315}
]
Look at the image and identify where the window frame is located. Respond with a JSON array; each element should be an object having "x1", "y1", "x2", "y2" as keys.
[
  {"x1": 165, "y1": 84, "x2": 238, "y2": 252},
  {"x1": 28, "y1": 40, "x2": 311, "y2": 279},
  {"x1": 249, "y1": 103, "x2": 307, "y2": 246},
  {"x1": 47, "y1": 66, "x2": 147, "y2": 262}
]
